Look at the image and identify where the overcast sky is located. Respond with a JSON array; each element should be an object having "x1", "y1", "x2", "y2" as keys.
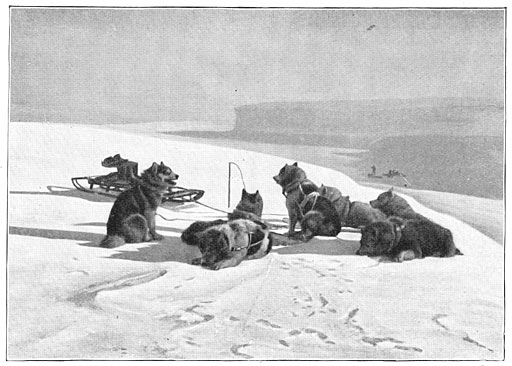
[{"x1": 10, "y1": 8, "x2": 504, "y2": 123}]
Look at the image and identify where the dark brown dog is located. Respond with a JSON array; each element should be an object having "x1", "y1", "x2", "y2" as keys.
[
  {"x1": 273, "y1": 162, "x2": 342, "y2": 237},
  {"x1": 299, "y1": 190, "x2": 341, "y2": 240},
  {"x1": 228, "y1": 189, "x2": 263, "y2": 221},
  {"x1": 370, "y1": 187, "x2": 428, "y2": 221},
  {"x1": 357, "y1": 216, "x2": 462, "y2": 262},
  {"x1": 100, "y1": 162, "x2": 178, "y2": 248},
  {"x1": 335, "y1": 195, "x2": 387, "y2": 228}
]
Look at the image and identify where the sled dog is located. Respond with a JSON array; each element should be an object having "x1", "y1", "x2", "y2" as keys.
[
  {"x1": 100, "y1": 162, "x2": 179, "y2": 248},
  {"x1": 273, "y1": 162, "x2": 342, "y2": 237},
  {"x1": 370, "y1": 187, "x2": 428, "y2": 221},
  {"x1": 357, "y1": 216, "x2": 462, "y2": 262},
  {"x1": 334, "y1": 195, "x2": 386, "y2": 228},
  {"x1": 182, "y1": 219, "x2": 272, "y2": 270},
  {"x1": 228, "y1": 189, "x2": 264, "y2": 221}
]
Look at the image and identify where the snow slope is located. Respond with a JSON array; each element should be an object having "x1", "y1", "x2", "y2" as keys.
[{"x1": 7, "y1": 122, "x2": 503, "y2": 360}]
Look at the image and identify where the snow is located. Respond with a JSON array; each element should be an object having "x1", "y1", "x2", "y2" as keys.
[{"x1": 7, "y1": 122, "x2": 503, "y2": 360}]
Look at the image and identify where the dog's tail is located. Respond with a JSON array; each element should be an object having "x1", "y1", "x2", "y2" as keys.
[
  {"x1": 100, "y1": 235, "x2": 126, "y2": 248},
  {"x1": 455, "y1": 248, "x2": 463, "y2": 256}
]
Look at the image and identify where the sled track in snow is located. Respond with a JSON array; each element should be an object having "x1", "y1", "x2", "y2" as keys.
[{"x1": 67, "y1": 269, "x2": 167, "y2": 308}]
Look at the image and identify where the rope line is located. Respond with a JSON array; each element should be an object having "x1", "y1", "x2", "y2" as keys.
[
  {"x1": 155, "y1": 213, "x2": 177, "y2": 221},
  {"x1": 229, "y1": 162, "x2": 247, "y2": 190},
  {"x1": 193, "y1": 201, "x2": 231, "y2": 214}
]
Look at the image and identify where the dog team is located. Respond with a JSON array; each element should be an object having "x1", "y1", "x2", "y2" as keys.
[{"x1": 100, "y1": 160, "x2": 462, "y2": 270}]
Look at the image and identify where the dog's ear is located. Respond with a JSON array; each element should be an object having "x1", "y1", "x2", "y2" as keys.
[
  {"x1": 388, "y1": 187, "x2": 394, "y2": 195},
  {"x1": 293, "y1": 162, "x2": 298, "y2": 167},
  {"x1": 150, "y1": 162, "x2": 159, "y2": 174},
  {"x1": 242, "y1": 188, "x2": 247, "y2": 195},
  {"x1": 255, "y1": 190, "x2": 259, "y2": 194}
]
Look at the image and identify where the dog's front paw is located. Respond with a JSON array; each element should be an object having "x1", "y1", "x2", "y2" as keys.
[
  {"x1": 395, "y1": 250, "x2": 416, "y2": 262},
  {"x1": 151, "y1": 233, "x2": 164, "y2": 241}
]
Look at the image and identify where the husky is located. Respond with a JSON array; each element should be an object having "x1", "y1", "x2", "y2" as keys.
[
  {"x1": 273, "y1": 162, "x2": 343, "y2": 237},
  {"x1": 100, "y1": 162, "x2": 179, "y2": 248},
  {"x1": 299, "y1": 190, "x2": 341, "y2": 240},
  {"x1": 357, "y1": 216, "x2": 462, "y2": 262},
  {"x1": 228, "y1": 189, "x2": 264, "y2": 221},
  {"x1": 181, "y1": 219, "x2": 227, "y2": 246},
  {"x1": 334, "y1": 195, "x2": 387, "y2": 228},
  {"x1": 182, "y1": 219, "x2": 272, "y2": 270},
  {"x1": 370, "y1": 187, "x2": 428, "y2": 221}
]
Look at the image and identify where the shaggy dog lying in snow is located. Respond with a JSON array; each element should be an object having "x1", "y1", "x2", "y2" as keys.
[
  {"x1": 357, "y1": 216, "x2": 463, "y2": 262},
  {"x1": 181, "y1": 219, "x2": 272, "y2": 270},
  {"x1": 370, "y1": 187, "x2": 428, "y2": 221},
  {"x1": 329, "y1": 192, "x2": 386, "y2": 228}
]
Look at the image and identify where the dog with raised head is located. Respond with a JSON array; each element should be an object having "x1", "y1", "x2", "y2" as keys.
[
  {"x1": 100, "y1": 162, "x2": 179, "y2": 248},
  {"x1": 182, "y1": 219, "x2": 272, "y2": 270},
  {"x1": 228, "y1": 189, "x2": 263, "y2": 221},
  {"x1": 370, "y1": 187, "x2": 427, "y2": 221},
  {"x1": 273, "y1": 162, "x2": 342, "y2": 237},
  {"x1": 357, "y1": 216, "x2": 462, "y2": 262}
]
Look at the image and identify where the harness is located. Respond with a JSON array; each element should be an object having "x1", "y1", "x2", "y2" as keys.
[
  {"x1": 293, "y1": 191, "x2": 320, "y2": 220},
  {"x1": 231, "y1": 232, "x2": 266, "y2": 252},
  {"x1": 339, "y1": 198, "x2": 351, "y2": 222},
  {"x1": 282, "y1": 179, "x2": 306, "y2": 197},
  {"x1": 388, "y1": 223, "x2": 404, "y2": 254},
  {"x1": 192, "y1": 231, "x2": 267, "y2": 265}
]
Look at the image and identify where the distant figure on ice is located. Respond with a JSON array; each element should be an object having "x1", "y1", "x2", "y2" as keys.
[{"x1": 371, "y1": 165, "x2": 376, "y2": 176}]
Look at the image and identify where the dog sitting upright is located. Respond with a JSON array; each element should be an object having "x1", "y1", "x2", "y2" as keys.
[
  {"x1": 370, "y1": 187, "x2": 428, "y2": 221},
  {"x1": 357, "y1": 216, "x2": 462, "y2": 262},
  {"x1": 181, "y1": 219, "x2": 272, "y2": 270},
  {"x1": 273, "y1": 162, "x2": 342, "y2": 237},
  {"x1": 100, "y1": 162, "x2": 179, "y2": 248},
  {"x1": 228, "y1": 189, "x2": 263, "y2": 221}
]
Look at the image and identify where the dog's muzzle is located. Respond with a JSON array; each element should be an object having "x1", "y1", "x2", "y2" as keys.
[{"x1": 163, "y1": 173, "x2": 179, "y2": 185}]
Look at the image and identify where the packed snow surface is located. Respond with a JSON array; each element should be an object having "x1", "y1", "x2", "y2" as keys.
[{"x1": 8, "y1": 123, "x2": 503, "y2": 360}]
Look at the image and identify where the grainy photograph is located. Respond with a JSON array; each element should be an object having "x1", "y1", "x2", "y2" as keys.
[{"x1": 7, "y1": 4, "x2": 505, "y2": 361}]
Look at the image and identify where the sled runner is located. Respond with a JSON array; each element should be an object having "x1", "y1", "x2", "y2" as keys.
[{"x1": 71, "y1": 154, "x2": 204, "y2": 203}]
